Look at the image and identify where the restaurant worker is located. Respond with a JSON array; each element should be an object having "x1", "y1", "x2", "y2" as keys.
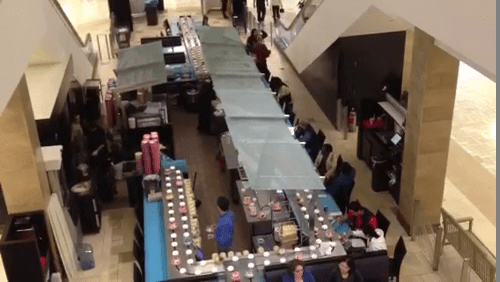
[
  {"x1": 282, "y1": 259, "x2": 315, "y2": 282},
  {"x1": 215, "y1": 196, "x2": 235, "y2": 253}
]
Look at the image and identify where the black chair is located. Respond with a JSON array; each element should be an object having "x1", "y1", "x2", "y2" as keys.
[
  {"x1": 134, "y1": 224, "x2": 144, "y2": 250},
  {"x1": 352, "y1": 250, "x2": 390, "y2": 282},
  {"x1": 133, "y1": 239, "x2": 145, "y2": 274},
  {"x1": 317, "y1": 130, "x2": 326, "y2": 148},
  {"x1": 133, "y1": 260, "x2": 144, "y2": 282},
  {"x1": 134, "y1": 203, "x2": 144, "y2": 230},
  {"x1": 264, "y1": 268, "x2": 289, "y2": 282},
  {"x1": 376, "y1": 210, "x2": 391, "y2": 237},
  {"x1": 389, "y1": 236, "x2": 407, "y2": 282}
]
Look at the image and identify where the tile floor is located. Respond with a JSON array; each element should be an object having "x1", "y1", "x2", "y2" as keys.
[{"x1": 10, "y1": 0, "x2": 493, "y2": 281}]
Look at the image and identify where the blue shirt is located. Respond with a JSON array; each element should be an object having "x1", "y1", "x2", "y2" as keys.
[
  {"x1": 216, "y1": 211, "x2": 235, "y2": 247},
  {"x1": 326, "y1": 170, "x2": 356, "y2": 199},
  {"x1": 282, "y1": 269, "x2": 316, "y2": 282},
  {"x1": 295, "y1": 128, "x2": 320, "y2": 161}
]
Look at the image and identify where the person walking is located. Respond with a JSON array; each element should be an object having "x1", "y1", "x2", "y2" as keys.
[
  {"x1": 254, "y1": 36, "x2": 271, "y2": 81},
  {"x1": 221, "y1": 0, "x2": 229, "y2": 18},
  {"x1": 215, "y1": 197, "x2": 235, "y2": 253},
  {"x1": 271, "y1": 0, "x2": 283, "y2": 22},
  {"x1": 254, "y1": 0, "x2": 268, "y2": 23}
]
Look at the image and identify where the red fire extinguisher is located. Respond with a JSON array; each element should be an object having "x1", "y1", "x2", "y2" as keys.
[{"x1": 349, "y1": 108, "x2": 357, "y2": 132}]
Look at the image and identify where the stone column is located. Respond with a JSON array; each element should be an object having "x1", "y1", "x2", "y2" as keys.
[
  {"x1": 399, "y1": 28, "x2": 459, "y2": 229},
  {"x1": 0, "y1": 76, "x2": 51, "y2": 214}
]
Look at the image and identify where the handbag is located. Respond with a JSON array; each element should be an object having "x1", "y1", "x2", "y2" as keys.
[{"x1": 279, "y1": 8, "x2": 284, "y2": 13}]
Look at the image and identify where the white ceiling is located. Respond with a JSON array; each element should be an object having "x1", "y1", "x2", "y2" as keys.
[{"x1": 341, "y1": 6, "x2": 407, "y2": 38}]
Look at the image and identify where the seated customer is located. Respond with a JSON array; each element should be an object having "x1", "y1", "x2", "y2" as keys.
[
  {"x1": 282, "y1": 259, "x2": 315, "y2": 282},
  {"x1": 351, "y1": 225, "x2": 387, "y2": 252},
  {"x1": 331, "y1": 258, "x2": 364, "y2": 282},
  {"x1": 295, "y1": 120, "x2": 320, "y2": 161},
  {"x1": 346, "y1": 201, "x2": 378, "y2": 231},
  {"x1": 325, "y1": 162, "x2": 354, "y2": 195},
  {"x1": 314, "y1": 144, "x2": 334, "y2": 176}
]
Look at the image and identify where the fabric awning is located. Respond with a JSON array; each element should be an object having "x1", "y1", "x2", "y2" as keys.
[{"x1": 114, "y1": 41, "x2": 167, "y2": 93}]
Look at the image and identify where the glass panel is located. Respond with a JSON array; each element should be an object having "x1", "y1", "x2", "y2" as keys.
[{"x1": 217, "y1": 90, "x2": 283, "y2": 118}]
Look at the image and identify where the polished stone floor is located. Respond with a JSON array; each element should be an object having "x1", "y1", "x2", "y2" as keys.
[{"x1": 3, "y1": 0, "x2": 492, "y2": 281}]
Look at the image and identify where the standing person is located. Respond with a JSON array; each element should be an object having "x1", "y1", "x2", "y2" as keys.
[
  {"x1": 325, "y1": 162, "x2": 355, "y2": 213},
  {"x1": 221, "y1": 0, "x2": 229, "y2": 18},
  {"x1": 246, "y1": 29, "x2": 268, "y2": 55},
  {"x1": 254, "y1": 36, "x2": 271, "y2": 81},
  {"x1": 271, "y1": 0, "x2": 283, "y2": 21},
  {"x1": 254, "y1": 0, "x2": 268, "y2": 23},
  {"x1": 282, "y1": 259, "x2": 315, "y2": 282},
  {"x1": 197, "y1": 79, "x2": 216, "y2": 134},
  {"x1": 215, "y1": 196, "x2": 235, "y2": 253}
]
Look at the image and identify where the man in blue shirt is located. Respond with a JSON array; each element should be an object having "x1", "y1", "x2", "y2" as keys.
[{"x1": 215, "y1": 197, "x2": 235, "y2": 253}]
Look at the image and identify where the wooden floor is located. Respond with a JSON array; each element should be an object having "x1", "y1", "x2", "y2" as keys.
[{"x1": 169, "y1": 104, "x2": 252, "y2": 256}]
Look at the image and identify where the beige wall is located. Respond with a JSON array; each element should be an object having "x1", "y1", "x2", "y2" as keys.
[
  {"x1": 399, "y1": 28, "x2": 459, "y2": 226},
  {"x1": 0, "y1": 76, "x2": 51, "y2": 214},
  {"x1": 285, "y1": 0, "x2": 495, "y2": 81}
]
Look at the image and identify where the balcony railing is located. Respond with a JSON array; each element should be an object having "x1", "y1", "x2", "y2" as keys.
[{"x1": 433, "y1": 208, "x2": 496, "y2": 282}]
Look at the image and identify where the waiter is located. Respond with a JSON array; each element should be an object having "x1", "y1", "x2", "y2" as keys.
[{"x1": 85, "y1": 121, "x2": 114, "y2": 202}]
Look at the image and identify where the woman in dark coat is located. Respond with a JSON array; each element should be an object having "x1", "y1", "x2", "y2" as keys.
[{"x1": 197, "y1": 79, "x2": 217, "y2": 134}]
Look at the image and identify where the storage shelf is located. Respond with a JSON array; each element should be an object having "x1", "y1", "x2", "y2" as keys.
[{"x1": 378, "y1": 101, "x2": 406, "y2": 131}]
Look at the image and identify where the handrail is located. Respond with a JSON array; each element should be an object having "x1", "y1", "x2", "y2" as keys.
[
  {"x1": 274, "y1": 0, "x2": 312, "y2": 32},
  {"x1": 48, "y1": 0, "x2": 97, "y2": 65},
  {"x1": 434, "y1": 208, "x2": 496, "y2": 282},
  {"x1": 48, "y1": 0, "x2": 85, "y2": 47}
]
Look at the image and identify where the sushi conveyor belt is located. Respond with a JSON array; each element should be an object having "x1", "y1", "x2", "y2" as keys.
[
  {"x1": 178, "y1": 16, "x2": 210, "y2": 81},
  {"x1": 162, "y1": 168, "x2": 347, "y2": 281}
]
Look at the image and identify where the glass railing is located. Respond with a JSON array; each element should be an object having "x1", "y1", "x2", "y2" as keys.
[{"x1": 273, "y1": 0, "x2": 325, "y2": 49}]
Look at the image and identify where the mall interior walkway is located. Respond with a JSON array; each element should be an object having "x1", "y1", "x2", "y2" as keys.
[{"x1": 1, "y1": 0, "x2": 491, "y2": 281}]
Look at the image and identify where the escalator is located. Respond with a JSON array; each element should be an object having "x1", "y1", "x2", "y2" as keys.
[{"x1": 273, "y1": 0, "x2": 326, "y2": 49}]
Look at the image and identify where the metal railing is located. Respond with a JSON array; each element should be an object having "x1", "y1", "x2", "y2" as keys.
[{"x1": 433, "y1": 208, "x2": 496, "y2": 282}]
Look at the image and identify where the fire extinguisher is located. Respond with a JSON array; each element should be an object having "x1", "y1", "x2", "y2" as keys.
[{"x1": 348, "y1": 107, "x2": 357, "y2": 132}]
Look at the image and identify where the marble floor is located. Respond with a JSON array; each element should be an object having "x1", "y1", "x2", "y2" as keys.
[{"x1": 16, "y1": 0, "x2": 494, "y2": 281}]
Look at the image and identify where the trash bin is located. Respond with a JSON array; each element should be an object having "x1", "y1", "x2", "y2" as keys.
[
  {"x1": 77, "y1": 243, "x2": 95, "y2": 270},
  {"x1": 184, "y1": 88, "x2": 200, "y2": 112},
  {"x1": 371, "y1": 156, "x2": 389, "y2": 192},
  {"x1": 72, "y1": 181, "x2": 102, "y2": 234},
  {"x1": 116, "y1": 27, "x2": 130, "y2": 49},
  {"x1": 145, "y1": 3, "x2": 158, "y2": 26}
]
